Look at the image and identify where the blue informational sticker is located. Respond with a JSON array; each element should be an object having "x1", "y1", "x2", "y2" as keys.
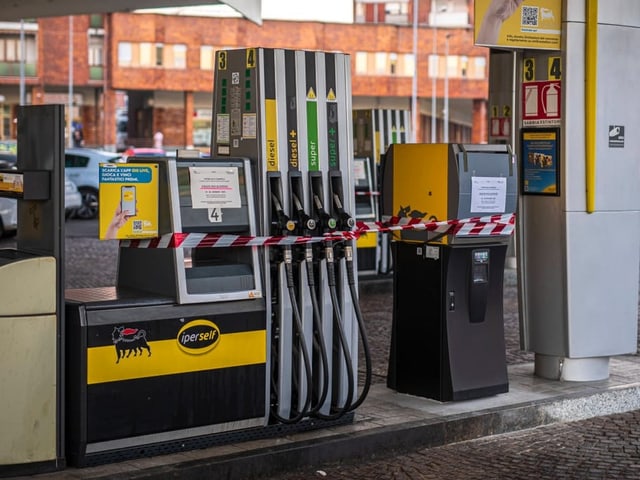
[{"x1": 521, "y1": 128, "x2": 560, "y2": 196}]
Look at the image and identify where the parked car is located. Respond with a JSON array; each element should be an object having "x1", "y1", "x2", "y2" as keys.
[
  {"x1": 0, "y1": 152, "x2": 17, "y2": 170},
  {"x1": 0, "y1": 151, "x2": 84, "y2": 227},
  {"x1": 122, "y1": 147, "x2": 167, "y2": 162},
  {"x1": 0, "y1": 197, "x2": 17, "y2": 237},
  {"x1": 65, "y1": 176, "x2": 82, "y2": 218},
  {"x1": 65, "y1": 148, "x2": 123, "y2": 219},
  {"x1": 0, "y1": 153, "x2": 18, "y2": 237}
]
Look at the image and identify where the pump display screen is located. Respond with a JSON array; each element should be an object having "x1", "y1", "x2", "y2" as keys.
[
  {"x1": 473, "y1": 249, "x2": 489, "y2": 264},
  {"x1": 176, "y1": 161, "x2": 251, "y2": 233}
]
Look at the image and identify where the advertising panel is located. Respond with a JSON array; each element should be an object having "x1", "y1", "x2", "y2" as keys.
[
  {"x1": 98, "y1": 163, "x2": 159, "y2": 240},
  {"x1": 474, "y1": 0, "x2": 561, "y2": 50}
]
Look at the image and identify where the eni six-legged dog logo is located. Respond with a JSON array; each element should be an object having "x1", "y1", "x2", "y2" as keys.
[{"x1": 112, "y1": 326, "x2": 151, "y2": 363}]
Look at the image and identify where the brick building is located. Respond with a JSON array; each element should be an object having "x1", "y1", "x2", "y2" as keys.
[{"x1": 0, "y1": 0, "x2": 489, "y2": 151}]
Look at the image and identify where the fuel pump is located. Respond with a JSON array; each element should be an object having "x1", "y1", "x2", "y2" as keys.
[{"x1": 210, "y1": 46, "x2": 372, "y2": 425}]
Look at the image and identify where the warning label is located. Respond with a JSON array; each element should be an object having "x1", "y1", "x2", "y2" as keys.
[{"x1": 522, "y1": 80, "x2": 561, "y2": 127}]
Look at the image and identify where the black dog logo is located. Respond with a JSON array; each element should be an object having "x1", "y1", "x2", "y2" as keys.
[
  {"x1": 112, "y1": 326, "x2": 152, "y2": 364},
  {"x1": 397, "y1": 205, "x2": 427, "y2": 219}
]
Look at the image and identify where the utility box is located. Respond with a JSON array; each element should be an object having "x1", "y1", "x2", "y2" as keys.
[
  {"x1": 382, "y1": 143, "x2": 517, "y2": 401},
  {"x1": 0, "y1": 253, "x2": 57, "y2": 470}
]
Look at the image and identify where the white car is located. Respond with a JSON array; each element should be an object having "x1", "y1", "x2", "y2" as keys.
[
  {"x1": 65, "y1": 148, "x2": 123, "y2": 219},
  {"x1": 0, "y1": 150, "x2": 84, "y2": 234},
  {"x1": 0, "y1": 197, "x2": 17, "y2": 238},
  {"x1": 65, "y1": 175, "x2": 82, "y2": 218},
  {"x1": 0, "y1": 175, "x2": 85, "y2": 236}
]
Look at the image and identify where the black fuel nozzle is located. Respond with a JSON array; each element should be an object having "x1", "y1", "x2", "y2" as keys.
[
  {"x1": 332, "y1": 193, "x2": 355, "y2": 231},
  {"x1": 271, "y1": 193, "x2": 296, "y2": 236},
  {"x1": 313, "y1": 194, "x2": 337, "y2": 233},
  {"x1": 292, "y1": 193, "x2": 316, "y2": 235}
]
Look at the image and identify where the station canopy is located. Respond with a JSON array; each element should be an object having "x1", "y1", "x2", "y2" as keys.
[{"x1": 0, "y1": 0, "x2": 262, "y2": 24}]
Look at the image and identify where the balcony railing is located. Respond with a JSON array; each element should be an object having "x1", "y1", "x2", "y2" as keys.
[
  {"x1": 0, "y1": 62, "x2": 37, "y2": 77},
  {"x1": 89, "y1": 66, "x2": 104, "y2": 81}
]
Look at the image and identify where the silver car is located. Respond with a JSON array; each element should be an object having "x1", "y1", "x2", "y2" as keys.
[
  {"x1": 65, "y1": 147, "x2": 123, "y2": 219},
  {"x1": 65, "y1": 175, "x2": 82, "y2": 218},
  {"x1": 0, "y1": 149, "x2": 82, "y2": 229},
  {"x1": 0, "y1": 196, "x2": 17, "y2": 237}
]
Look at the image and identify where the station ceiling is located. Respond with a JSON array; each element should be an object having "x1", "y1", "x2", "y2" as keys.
[{"x1": 0, "y1": 0, "x2": 262, "y2": 24}]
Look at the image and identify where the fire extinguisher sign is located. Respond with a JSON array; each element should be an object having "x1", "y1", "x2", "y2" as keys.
[{"x1": 522, "y1": 80, "x2": 561, "y2": 126}]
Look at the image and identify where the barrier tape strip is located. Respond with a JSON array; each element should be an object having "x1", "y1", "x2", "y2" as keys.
[{"x1": 120, "y1": 213, "x2": 515, "y2": 249}]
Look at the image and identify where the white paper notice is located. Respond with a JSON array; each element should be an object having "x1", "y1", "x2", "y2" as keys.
[
  {"x1": 353, "y1": 158, "x2": 367, "y2": 181},
  {"x1": 189, "y1": 166, "x2": 241, "y2": 209},
  {"x1": 470, "y1": 176, "x2": 507, "y2": 213}
]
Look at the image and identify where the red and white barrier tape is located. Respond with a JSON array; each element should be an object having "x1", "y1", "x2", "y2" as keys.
[{"x1": 120, "y1": 213, "x2": 515, "y2": 249}]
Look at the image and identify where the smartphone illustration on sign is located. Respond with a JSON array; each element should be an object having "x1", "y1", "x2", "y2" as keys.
[{"x1": 121, "y1": 185, "x2": 136, "y2": 217}]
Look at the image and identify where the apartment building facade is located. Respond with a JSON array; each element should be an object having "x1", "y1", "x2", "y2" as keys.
[{"x1": 0, "y1": 0, "x2": 489, "y2": 151}]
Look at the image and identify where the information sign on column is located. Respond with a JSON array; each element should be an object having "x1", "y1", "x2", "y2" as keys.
[{"x1": 522, "y1": 80, "x2": 561, "y2": 126}]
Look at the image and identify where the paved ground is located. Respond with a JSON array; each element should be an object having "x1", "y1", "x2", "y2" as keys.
[
  {"x1": 2, "y1": 219, "x2": 640, "y2": 480},
  {"x1": 266, "y1": 409, "x2": 640, "y2": 480}
]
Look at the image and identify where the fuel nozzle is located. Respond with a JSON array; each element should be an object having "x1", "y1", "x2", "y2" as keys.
[
  {"x1": 332, "y1": 193, "x2": 355, "y2": 231},
  {"x1": 271, "y1": 193, "x2": 296, "y2": 235},
  {"x1": 313, "y1": 194, "x2": 337, "y2": 233},
  {"x1": 292, "y1": 192, "x2": 316, "y2": 235}
]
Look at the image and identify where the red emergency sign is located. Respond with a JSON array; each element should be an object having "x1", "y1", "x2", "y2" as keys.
[{"x1": 522, "y1": 80, "x2": 561, "y2": 126}]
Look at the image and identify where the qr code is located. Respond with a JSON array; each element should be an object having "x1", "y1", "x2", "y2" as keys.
[
  {"x1": 521, "y1": 6, "x2": 539, "y2": 26},
  {"x1": 132, "y1": 220, "x2": 143, "y2": 232}
]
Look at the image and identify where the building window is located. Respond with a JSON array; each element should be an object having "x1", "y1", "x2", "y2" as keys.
[
  {"x1": 384, "y1": 1, "x2": 409, "y2": 24},
  {"x1": 0, "y1": 34, "x2": 37, "y2": 63},
  {"x1": 445, "y1": 54, "x2": 457, "y2": 78},
  {"x1": 354, "y1": 52, "x2": 368, "y2": 75},
  {"x1": 200, "y1": 45, "x2": 214, "y2": 70},
  {"x1": 172, "y1": 44, "x2": 187, "y2": 69},
  {"x1": 88, "y1": 32, "x2": 104, "y2": 80},
  {"x1": 354, "y1": 51, "x2": 414, "y2": 77},
  {"x1": 470, "y1": 57, "x2": 486, "y2": 79},
  {"x1": 399, "y1": 53, "x2": 414, "y2": 76},
  {"x1": 428, "y1": 54, "x2": 486, "y2": 80},
  {"x1": 355, "y1": 0, "x2": 409, "y2": 24},
  {"x1": 428, "y1": 54, "x2": 438, "y2": 78},
  {"x1": 88, "y1": 34, "x2": 103, "y2": 66},
  {"x1": 90, "y1": 14, "x2": 104, "y2": 29},
  {"x1": 0, "y1": 33, "x2": 38, "y2": 76},
  {"x1": 139, "y1": 42, "x2": 154, "y2": 67},
  {"x1": 118, "y1": 42, "x2": 187, "y2": 69},
  {"x1": 118, "y1": 42, "x2": 132, "y2": 66},
  {"x1": 155, "y1": 44, "x2": 164, "y2": 67}
]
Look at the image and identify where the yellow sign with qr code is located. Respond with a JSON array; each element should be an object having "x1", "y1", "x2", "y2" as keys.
[
  {"x1": 474, "y1": 0, "x2": 561, "y2": 50},
  {"x1": 98, "y1": 163, "x2": 159, "y2": 240}
]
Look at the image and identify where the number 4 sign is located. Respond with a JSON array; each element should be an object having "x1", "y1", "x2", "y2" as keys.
[{"x1": 208, "y1": 207, "x2": 222, "y2": 223}]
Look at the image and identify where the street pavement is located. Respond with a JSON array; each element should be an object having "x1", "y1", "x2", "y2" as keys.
[
  {"x1": 3, "y1": 219, "x2": 640, "y2": 479},
  {"x1": 265, "y1": 409, "x2": 640, "y2": 479}
]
